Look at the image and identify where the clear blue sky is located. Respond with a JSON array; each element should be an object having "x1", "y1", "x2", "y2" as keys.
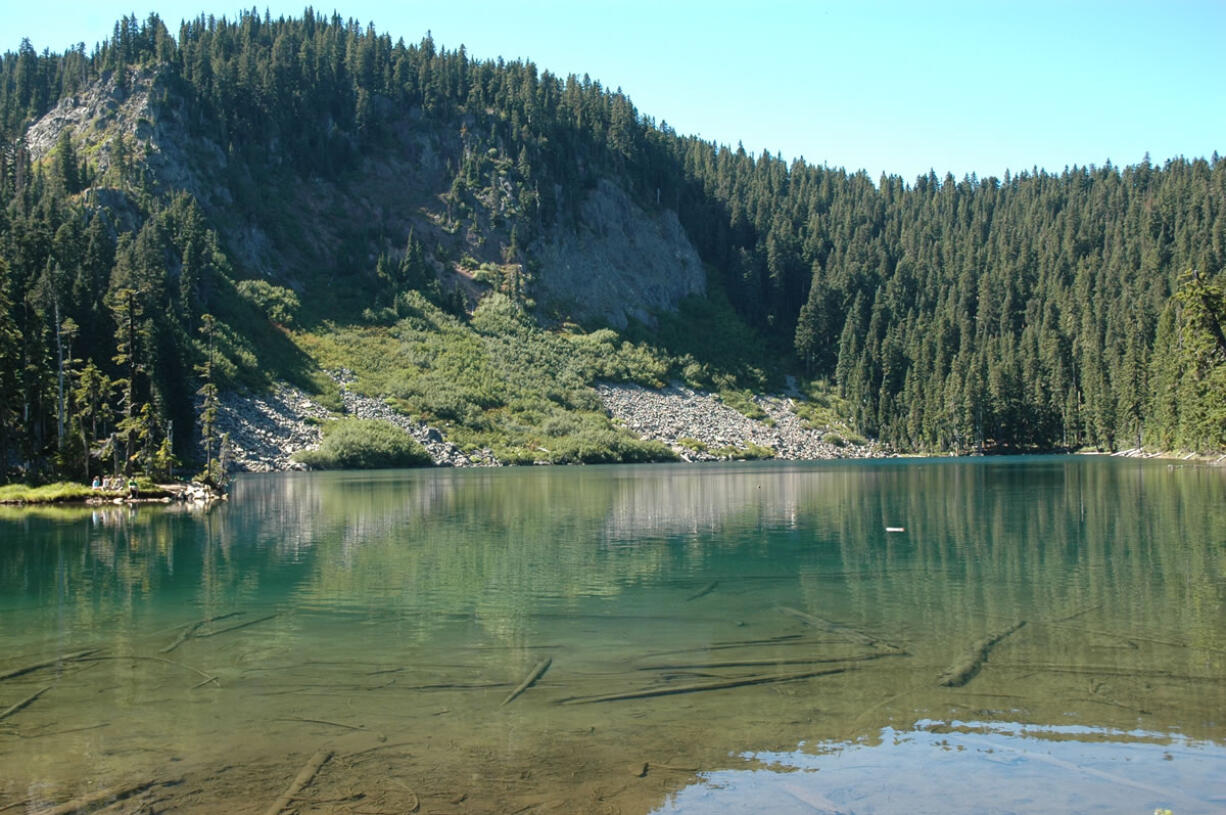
[{"x1": 8, "y1": 1, "x2": 1225, "y2": 182}]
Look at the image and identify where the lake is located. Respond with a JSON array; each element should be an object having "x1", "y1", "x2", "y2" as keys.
[{"x1": 1, "y1": 457, "x2": 1224, "y2": 814}]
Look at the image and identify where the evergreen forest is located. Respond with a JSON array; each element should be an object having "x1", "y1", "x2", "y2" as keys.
[{"x1": 1, "y1": 10, "x2": 1224, "y2": 483}]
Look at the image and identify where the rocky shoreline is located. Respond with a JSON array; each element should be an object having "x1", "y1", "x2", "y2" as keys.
[{"x1": 216, "y1": 378, "x2": 882, "y2": 472}]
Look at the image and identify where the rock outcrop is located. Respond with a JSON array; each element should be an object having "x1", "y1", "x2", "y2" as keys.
[
  {"x1": 595, "y1": 382, "x2": 882, "y2": 461},
  {"x1": 213, "y1": 384, "x2": 329, "y2": 472},
  {"x1": 532, "y1": 179, "x2": 706, "y2": 328}
]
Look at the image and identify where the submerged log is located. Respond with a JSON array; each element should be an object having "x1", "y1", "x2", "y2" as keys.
[
  {"x1": 0, "y1": 649, "x2": 98, "y2": 682},
  {"x1": 777, "y1": 607, "x2": 896, "y2": 650},
  {"x1": 502, "y1": 658, "x2": 552, "y2": 706},
  {"x1": 638, "y1": 634, "x2": 819, "y2": 660},
  {"x1": 15, "y1": 722, "x2": 110, "y2": 740},
  {"x1": 686, "y1": 581, "x2": 719, "y2": 601},
  {"x1": 1042, "y1": 623, "x2": 1226, "y2": 655},
  {"x1": 161, "y1": 612, "x2": 243, "y2": 653},
  {"x1": 637, "y1": 651, "x2": 905, "y2": 672},
  {"x1": 193, "y1": 613, "x2": 278, "y2": 640},
  {"x1": 937, "y1": 621, "x2": 1026, "y2": 687},
  {"x1": 263, "y1": 749, "x2": 332, "y2": 815},
  {"x1": 1044, "y1": 603, "x2": 1102, "y2": 625},
  {"x1": 75, "y1": 655, "x2": 219, "y2": 688},
  {"x1": 32, "y1": 779, "x2": 157, "y2": 815},
  {"x1": 558, "y1": 666, "x2": 847, "y2": 705},
  {"x1": 0, "y1": 686, "x2": 51, "y2": 722},
  {"x1": 992, "y1": 662, "x2": 1222, "y2": 682},
  {"x1": 400, "y1": 681, "x2": 512, "y2": 691},
  {"x1": 275, "y1": 717, "x2": 364, "y2": 731}
]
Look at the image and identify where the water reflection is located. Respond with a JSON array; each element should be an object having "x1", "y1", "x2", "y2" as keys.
[
  {"x1": 1, "y1": 457, "x2": 1224, "y2": 814},
  {"x1": 657, "y1": 722, "x2": 1226, "y2": 814}
]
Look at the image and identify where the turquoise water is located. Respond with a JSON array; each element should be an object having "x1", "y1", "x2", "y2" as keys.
[{"x1": 1, "y1": 457, "x2": 1224, "y2": 814}]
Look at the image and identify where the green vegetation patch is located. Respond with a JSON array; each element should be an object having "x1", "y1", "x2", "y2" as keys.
[
  {"x1": 0, "y1": 482, "x2": 101, "y2": 504},
  {"x1": 676, "y1": 437, "x2": 709, "y2": 453},
  {"x1": 293, "y1": 419, "x2": 432, "y2": 470},
  {"x1": 0, "y1": 477, "x2": 171, "y2": 504},
  {"x1": 712, "y1": 442, "x2": 776, "y2": 461},
  {"x1": 792, "y1": 380, "x2": 860, "y2": 438},
  {"x1": 717, "y1": 389, "x2": 770, "y2": 422},
  {"x1": 299, "y1": 293, "x2": 677, "y2": 465}
]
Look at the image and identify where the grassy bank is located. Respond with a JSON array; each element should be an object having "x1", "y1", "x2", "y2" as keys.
[
  {"x1": 0, "y1": 482, "x2": 102, "y2": 504},
  {"x1": 0, "y1": 479, "x2": 206, "y2": 505}
]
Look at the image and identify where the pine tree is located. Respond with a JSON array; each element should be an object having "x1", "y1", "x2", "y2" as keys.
[
  {"x1": 195, "y1": 313, "x2": 221, "y2": 484},
  {"x1": 52, "y1": 129, "x2": 83, "y2": 195},
  {"x1": 109, "y1": 287, "x2": 144, "y2": 475},
  {"x1": 71, "y1": 360, "x2": 112, "y2": 480},
  {"x1": 0, "y1": 258, "x2": 22, "y2": 476}
]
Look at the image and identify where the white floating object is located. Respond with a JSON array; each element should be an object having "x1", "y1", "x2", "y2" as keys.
[{"x1": 885, "y1": 527, "x2": 905, "y2": 533}]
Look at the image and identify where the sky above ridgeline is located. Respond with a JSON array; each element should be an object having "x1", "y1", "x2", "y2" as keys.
[{"x1": 8, "y1": 0, "x2": 1226, "y2": 183}]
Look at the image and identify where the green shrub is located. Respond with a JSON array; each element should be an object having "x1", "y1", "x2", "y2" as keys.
[
  {"x1": 680, "y1": 358, "x2": 710, "y2": 389},
  {"x1": 564, "y1": 388, "x2": 603, "y2": 412},
  {"x1": 236, "y1": 279, "x2": 301, "y2": 326},
  {"x1": 677, "y1": 437, "x2": 708, "y2": 453},
  {"x1": 541, "y1": 414, "x2": 582, "y2": 437},
  {"x1": 713, "y1": 442, "x2": 775, "y2": 460},
  {"x1": 546, "y1": 431, "x2": 676, "y2": 464},
  {"x1": 718, "y1": 389, "x2": 769, "y2": 421},
  {"x1": 496, "y1": 447, "x2": 542, "y2": 466},
  {"x1": 293, "y1": 419, "x2": 432, "y2": 470}
]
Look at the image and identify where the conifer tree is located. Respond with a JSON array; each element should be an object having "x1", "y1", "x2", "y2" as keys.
[
  {"x1": 0, "y1": 259, "x2": 21, "y2": 475},
  {"x1": 109, "y1": 287, "x2": 144, "y2": 475},
  {"x1": 71, "y1": 360, "x2": 111, "y2": 480},
  {"x1": 52, "y1": 129, "x2": 83, "y2": 195},
  {"x1": 195, "y1": 313, "x2": 221, "y2": 484}
]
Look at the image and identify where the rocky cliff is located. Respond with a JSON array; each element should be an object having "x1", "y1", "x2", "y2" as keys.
[
  {"x1": 27, "y1": 67, "x2": 706, "y2": 329},
  {"x1": 532, "y1": 179, "x2": 705, "y2": 328}
]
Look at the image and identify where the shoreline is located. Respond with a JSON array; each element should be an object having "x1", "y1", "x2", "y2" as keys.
[
  {"x1": 0, "y1": 480, "x2": 226, "y2": 507},
  {"x1": 1099, "y1": 447, "x2": 1226, "y2": 465},
  {"x1": 215, "y1": 379, "x2": 1226, "y2": 474},
  {"x1": 2, "y1": 449, "x2": 1220, "y2": 508}
]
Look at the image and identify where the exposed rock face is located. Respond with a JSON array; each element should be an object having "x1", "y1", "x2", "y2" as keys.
[
  {"x1": 533, "y1": 179, "x2": 706, "y2": 328},
  {"x1": 595, "y1": 382, "x2": 882, "y2": 461},
  {"x1": 213, "y1": 384, "x2": 328, "y2": 472},
  {"x1": 25, "y1": 69, "x2": 157, "y2": 167},
  {"x1": 26, "y1": 68, "x2": 224, "y2": 205},
  {"x1": 214, "y1": 376, "x2": 496, "y2": 472}
]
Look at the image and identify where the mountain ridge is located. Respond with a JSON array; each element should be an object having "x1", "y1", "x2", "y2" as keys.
[{"x1": 0, "y1": 11, "x2": 1224, "y2": 483}]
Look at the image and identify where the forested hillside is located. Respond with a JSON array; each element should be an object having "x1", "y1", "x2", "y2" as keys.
[{"x1": 0, "y1": 11, "x2": 1223, "y2": 483}]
